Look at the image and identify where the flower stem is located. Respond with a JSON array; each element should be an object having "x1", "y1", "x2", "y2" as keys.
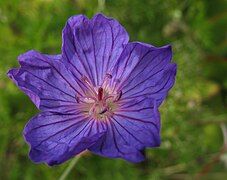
[
  {"x1": 59, "y1": 156, "x2": 81, "y2": 180},
  {"x1": 98, "y1": 0, "x2": 105, "y2": 12}
]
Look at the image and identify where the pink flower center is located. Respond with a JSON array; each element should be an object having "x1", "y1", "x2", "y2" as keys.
[{"x1": 76, "y1": 74, "x2": 122, "y2": 120}]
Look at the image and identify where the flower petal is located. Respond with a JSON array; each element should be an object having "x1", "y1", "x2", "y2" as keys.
[
  {"x1": 7, "y1": 50, "x2": 83, "y2": 112},
  {"x1": 88, "y1": 120, "x2": 146, "y2": 163},
  {"x1": 62, "y1": 13, "x2": 129, "y2": 86},
  {"x1": 89, "y1": 98, "x2": 160, "y2": 162},
  {"x1": 111, "y1": 42, "x2": 176, "y2": 106},
  {"x1": 24, "y1": 112, "x2": 106, "y2": 165}
]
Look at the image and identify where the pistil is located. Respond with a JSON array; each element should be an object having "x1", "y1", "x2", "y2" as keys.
[
  {"x1": 98, "y1": 87, "x2": 103, "y2": 101},
  {"x1": 77, "y1": 74, "x2": 122, "y2": 120}
]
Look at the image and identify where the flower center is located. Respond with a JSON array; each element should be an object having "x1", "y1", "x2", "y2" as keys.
[{"x1": 76, "y1": 74, "x2": 122, "y2": 120}]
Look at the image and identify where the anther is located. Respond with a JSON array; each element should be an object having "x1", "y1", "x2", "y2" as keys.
[
  {"x1": 81, "y1": 75, "x2": 90, "y2": 84},
  {"x1": 99, "y1": 107, "x2": 108, "y2": 114},
  {"x1": 114, "y1": 90, "x2": 122, "y2": 102},
  {"x1": 105, "y1": 73, "x2": 112, "y2": 79},
  {"x1": 102, "y1": 73, "x2": 112, "y2": 89}
]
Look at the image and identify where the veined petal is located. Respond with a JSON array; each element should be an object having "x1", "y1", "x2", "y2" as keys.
[
  {"x1": 62, "y1": 13, "x2": 129, "y2": 86},
  {"x1": 89, "y1": 98, "x2": 160, "y2": 162},
  {"x1": 88, "y1": 120, "x2": 145, "y2": 163},
  {"x1": 24, "y1": 112, "x2": 106, "y2": 165},
  {"x1": 7, "y1": 50, "x2": 83, "y2": 112},
  {"x1": 111, "y1": 42, "x2": 176, "y2": 106}
]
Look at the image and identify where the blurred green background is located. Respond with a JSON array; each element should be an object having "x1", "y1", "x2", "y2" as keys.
[{"x1": 0, "y1": 0, "x2": 227, "y2": 179}]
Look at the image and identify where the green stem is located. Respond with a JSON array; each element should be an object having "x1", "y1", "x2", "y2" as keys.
[
  {"x1": 59, "y1": 156, "x2": 81, "y2": 180},
  {"x1": 98, "y1": 0, "x2": 105, "y2": 12}
]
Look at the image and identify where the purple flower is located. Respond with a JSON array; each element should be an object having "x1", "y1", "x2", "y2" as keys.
[{"x1": 7, "y1": 13, "x2": 176, "y2": 165}]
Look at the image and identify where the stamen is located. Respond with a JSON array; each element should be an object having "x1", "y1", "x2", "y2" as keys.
[
  {"x1": 89, "y1": 104, "x2": 96, "y2": 116},
  {"x1": 77, "y1": 95, "x2": 95, "y2": 104},
  {"x1": 105, "y1": 73, "x2": 112, "y2": 79},
  {"x1": 81, "y1": 75, "x2": 97, "y2": 96},
  {"x1": 114, "y1": 90, "x2": 122, "y2": 102},
  {"x1": 76, "y1": 73, "x2": 119, "y2": 120},
  {"x1": 99, "y1": 107, "x2": 108, "y2": 114},
  {"x1": 102, "y1": 73, "x2": 112, "y2": 89}
]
